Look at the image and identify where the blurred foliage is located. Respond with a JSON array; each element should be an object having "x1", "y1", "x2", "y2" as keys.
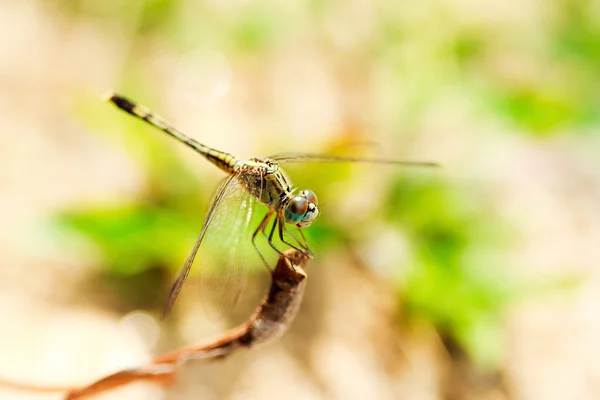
[
  {"x1": 56, "y1": 89, "x2": 213, "y2": 309},
  {"x1": 49, "y1": 0, "x2": 593, "y2": 369},
  {"x1": 481, "y1": 2, "x2": 600, "y2": 134},
  {"x1": 55, "y1": 204, "x2": 196, "y2": 276},
  {"x1": 386, "y1": 177, "x2": 514, "y2": 367}
]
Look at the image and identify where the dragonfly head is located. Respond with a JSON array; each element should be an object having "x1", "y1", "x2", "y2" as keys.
[{"x1": 284, "y1": 189, "x2": 319, "y2": 228}]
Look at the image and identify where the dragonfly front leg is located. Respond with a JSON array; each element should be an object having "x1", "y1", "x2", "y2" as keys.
[
  {"x1": 266, "y1": 216, "x2": 284, "y2": 255},
  {"x1": 278, "y1": 224, "x2": 311, "y2": 255},
  {"x1": 274, "y1": 217, "x2": 313, "y2": 258},
  {"x1": 294, "y1": 227, "x2": 313, "y2": 256},
  {"x1": 252, "y1": 211, "x2": 274, "y2": 273}
]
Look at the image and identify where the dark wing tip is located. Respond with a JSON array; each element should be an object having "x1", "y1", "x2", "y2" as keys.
[
  {"x1": 160, "y1": 293, "x2": 176, "y2": 320},
  {"x1": 160, "y1": 279, "x2": 182, "y2": 319},
  {"x1": 161, "y1": 259, "x2": 196, "y2": 319},
  {"x1": 161, "y1": 281, "x2": 184, "y2": 319}
]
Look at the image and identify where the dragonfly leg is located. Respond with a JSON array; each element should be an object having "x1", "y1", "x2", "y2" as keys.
[
  {"x1": 264, "y1": 217, "x2": 312, "y2": 265},
  {"x1": 252, "y1": 211, "x2": 274, "y2": 273},
  {"x1": 280, "y1": 225, "x2": 311, "y2": 255},
  {"x1": 295, "y1": 227, "x2": 313, "y2": 255},
  {"x1": 275, "y1": 217, "x2": 312, "y2": 258},
  {"x1": 284, "y1": 225, "x2": 312, "y2": 258},
  {"x1": 260, "y1": 215, "x2": 272, "y2": 239},
  {"x1": 266, "y1": 215, "x2": 285, "y2": 256}
]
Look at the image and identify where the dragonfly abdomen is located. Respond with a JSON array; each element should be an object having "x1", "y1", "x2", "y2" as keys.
[
  {"x1": 204, "y1": 149, "x2": 238, "y2": 175},
  {"x1": 107, "y1": 93, "x2": 239, "y2": 175}
]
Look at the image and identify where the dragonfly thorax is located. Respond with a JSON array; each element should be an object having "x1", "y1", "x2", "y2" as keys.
[
  {"x1": 284, "y1": 189, "x2": 319, "y2": 228},
  {"x1": 236, "y1": 158, "x2": 292, "y2": 207},
  {"x1": 235, "y1": 158, "x2": 319, "y2": 226}
]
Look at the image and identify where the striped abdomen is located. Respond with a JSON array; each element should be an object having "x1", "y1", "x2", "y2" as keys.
[{"x1": 107, "y1": 93, "x2": 239, "y2": 175}]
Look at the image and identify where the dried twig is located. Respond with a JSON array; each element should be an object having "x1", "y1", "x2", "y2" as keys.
[{"x1": 0, "y1": 249, "x2": 309, "y2": 399}]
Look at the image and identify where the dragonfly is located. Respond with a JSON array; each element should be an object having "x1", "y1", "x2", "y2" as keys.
[{"x1": 105, "y1": 93, "x2": 437, "y2": 316}]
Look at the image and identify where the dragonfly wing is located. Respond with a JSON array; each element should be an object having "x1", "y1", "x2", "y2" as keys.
[
  {"x1": 196, "y1": 178, "x2": 259, "y2": 321},
  {"x1": 268, "y1": 152, "x2": 439, "y2": 167},
  {"x1": 163, "y1": 173, "x2": 243, "y2": 317}
]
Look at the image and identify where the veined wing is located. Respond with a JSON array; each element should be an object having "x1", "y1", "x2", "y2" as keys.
[
  {"x1": 269, "y1": 152, "x2": 439, "y2": 167},
  {"x1": 163, "y1": 173, "x2": 249, "y2": 317},
  {"x1": 196, "y1": 175, "x2": 260, "y2": 321}
]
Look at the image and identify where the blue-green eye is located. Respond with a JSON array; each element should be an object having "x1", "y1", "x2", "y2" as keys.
[
  {"x1": 285, "y1": 189, "x2": 320, "y2": 227},
  {"x1": 284, "y1": 196, "x2": 308, "y2": 224}
]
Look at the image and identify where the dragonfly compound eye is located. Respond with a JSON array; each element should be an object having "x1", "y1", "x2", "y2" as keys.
[
  {"x1": 288, "y1": 189, "x2": 320, "y2": 227},
  {"x1": 298, "y1": 203, "x2": 319, "y2": 228},
  {"x1": 301, "y1": 189, "x2": 318, "y2": 206},
  {"x1": 284, "y1": 196, "x2": 309, "y2": 225}
]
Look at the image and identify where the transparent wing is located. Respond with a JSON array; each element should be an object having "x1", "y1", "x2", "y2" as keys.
[
  {"x1": 196, "y1": 176, "x2": 261, "y2": 321},
  {"x1": 163, "y1": 173, "x2": 249, "y2": 317},
  {"x1": 268, "y1": 152, "x2": 439, "y2": 167}
]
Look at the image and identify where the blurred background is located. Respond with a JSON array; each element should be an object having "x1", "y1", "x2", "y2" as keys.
[{"x1": 1, "y1": 0, "x2": 599, "y2": 399}]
